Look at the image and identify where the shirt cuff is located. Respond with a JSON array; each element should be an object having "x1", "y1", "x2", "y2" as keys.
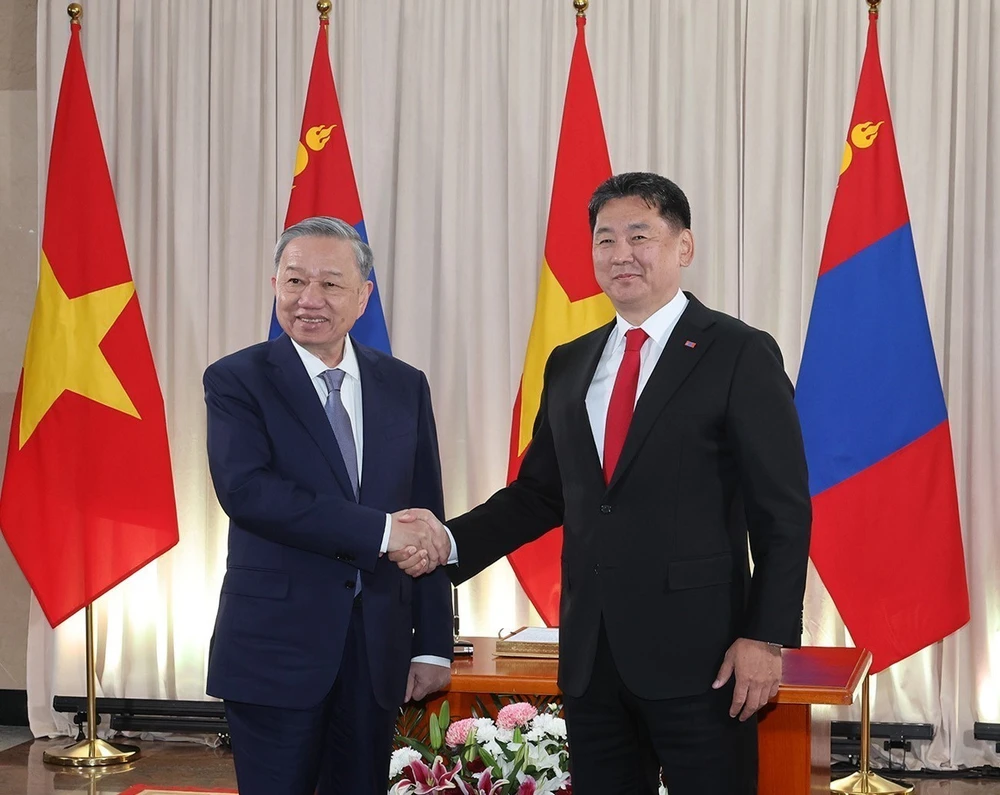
[
  {"x1": 444, "y1": 524, "x2": 459, "y2": 565},
  {"x1": 412, "y1": 655, "x2": 451, "y2": 668},
  {"x1": 380, "y1": 514, "x2": 392, "y2": 555}
]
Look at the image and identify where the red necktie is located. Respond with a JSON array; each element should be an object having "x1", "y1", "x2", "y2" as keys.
[{"x1": 603, "y1": 327, "x2": 649, "y2": 484}]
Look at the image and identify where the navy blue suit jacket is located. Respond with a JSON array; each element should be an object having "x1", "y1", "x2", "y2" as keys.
[{"x1": 204, "y1": 334, "x2": 452, "y2": 711}]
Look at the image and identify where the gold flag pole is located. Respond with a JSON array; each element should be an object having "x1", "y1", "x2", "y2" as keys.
[
  {"x1": 832, "y1": 11, "x2": 912, "y2": 793},
  {"x1": 39, "y1": 14, "x2": 139, "y2": 769},
  {"x1": 317, "y1": 0, "x2": 331, "y2": 19},
  {"x1": 831, "y1": 673, "x2": 912, "y2": 793},
  {"x1": 44, "y1": 604, "x2": 140, "y2": 766},
  {"x1": 574, "y1": 0, "x2": 588, "y2": 16},
  {"x1": 830, "y1": 7, "x2": 911, "y2": 791}
]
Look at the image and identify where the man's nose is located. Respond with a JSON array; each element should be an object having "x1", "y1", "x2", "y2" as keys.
[
  {"x1": 297, "y1": 282, "x2": 325, "y2": 305},
  {"x1": 610, "y1": 238, "x2": 634, "y2": 263}
]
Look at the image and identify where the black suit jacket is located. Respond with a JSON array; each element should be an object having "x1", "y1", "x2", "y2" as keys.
[
  {"x1": 448, "y1": 294, "x2": 811, "y2": 700},
  {"x1": 204, "y1": 334, "x2": 452, "y2": 711}
]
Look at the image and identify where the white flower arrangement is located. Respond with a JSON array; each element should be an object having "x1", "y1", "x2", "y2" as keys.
[{"x1": 390, "y1": 701, "x2": 571, "y2": 795}]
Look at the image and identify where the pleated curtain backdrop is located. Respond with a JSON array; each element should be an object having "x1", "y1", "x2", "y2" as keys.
[{"x1": 28, "y1": 0, "x2": 999, "y2": 770}]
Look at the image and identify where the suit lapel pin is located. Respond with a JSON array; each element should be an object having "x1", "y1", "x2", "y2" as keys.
[{"x1": 684, "y1": 340, "x2": 697, "y2": 349}]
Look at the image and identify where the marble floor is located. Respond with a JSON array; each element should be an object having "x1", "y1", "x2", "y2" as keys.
[
  {"x1": 0, "y1": 731, "x2": 996, "y2": 794},
  {"x1": 0, "y1": 727, "x2": 32, "y2": 753}
]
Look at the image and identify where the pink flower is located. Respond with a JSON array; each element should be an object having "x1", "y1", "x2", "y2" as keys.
[
  {"x1": 496, "y1": 702, "x2": 538, "y2": 730},
  {"x1": 456, "y1": 768, "x2": 507, "y2": 795},
  {"x1": 445, "y1": 717, "x2": 477, "y2": 746},
  {"x1": 398, "y1": 756, "x2": 462, "y2": 793},
  {"x1": 517, "y1": 778, "x2": 537, "y2": 795}
]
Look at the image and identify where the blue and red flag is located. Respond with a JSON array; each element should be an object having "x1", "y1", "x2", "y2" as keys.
[
  {"x1": 269, "y1": 11, "x2": 390, "y2": 352},
  {"x1": 795, "y1": 8, "x2": 969, "y2": 674}
]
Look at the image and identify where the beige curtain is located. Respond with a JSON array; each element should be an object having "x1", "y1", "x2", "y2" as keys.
[{"x1": 29, "y1": 0, "x2": 999, "y2": 770}]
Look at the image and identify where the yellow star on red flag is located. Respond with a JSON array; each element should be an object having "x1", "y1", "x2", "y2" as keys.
[{"x1": 19, "y1": 252, "x2": 138, "y2": 448}]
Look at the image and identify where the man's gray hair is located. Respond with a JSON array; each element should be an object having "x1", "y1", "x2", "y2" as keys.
[{"x1": 273, "y1": 216, "x2": 374, "y2": 280}]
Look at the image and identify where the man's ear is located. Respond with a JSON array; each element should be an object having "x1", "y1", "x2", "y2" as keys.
[
  {"x1": 679, "y1": 229, "x2": 694, "y2": 267},
  {"x1": 358, "y1": 279, "x2": 374, "y2": 313}
]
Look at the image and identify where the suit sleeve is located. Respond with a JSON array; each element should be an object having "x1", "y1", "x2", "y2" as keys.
[
  {"x1": 726, "y1": 331, "x2": 812, "y2": 647},
  {"x1": 447, "y1": 354, "x2": 565, "y2": 585},
  {"x1": 204, "y1": 362, "x2": 384, "y2": 572},
  {"x1": 410, "y1": 373, "x2": 454, "y2": 659}
]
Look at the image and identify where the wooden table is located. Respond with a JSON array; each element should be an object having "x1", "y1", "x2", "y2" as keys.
[{"x1": 421, "y1": 638, "x2": 870, "y2": 793}]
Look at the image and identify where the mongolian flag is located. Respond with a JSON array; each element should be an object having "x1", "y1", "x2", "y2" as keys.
[
  {"x1": 795, "y1": 7, "x2": 969, "y2": 673},
  {"x1": 0, "y1": 16, "x2": 178, "y2": 627},
  {"x1": 505, "y1": 10, "x2": 614, "y2": 625},
  {"x1": 269, "y1": 9, "x2": 391, "y2": 352}
]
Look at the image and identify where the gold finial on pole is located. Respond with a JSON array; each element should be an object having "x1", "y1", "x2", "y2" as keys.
[
  {"x1": 68, "y1": 3, "x2": 83, "y2": 24},
  {"x1": 867, "y1": 0, "x2": 881, "y2": 15},
  {"x1": 317, "y1": 0, "x2": 332, "y2": 21},
  {"x1": 574, "y1": 0, "x2": 589, "y2": 18}
]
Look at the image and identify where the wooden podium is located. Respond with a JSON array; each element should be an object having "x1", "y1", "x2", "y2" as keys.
[{"x1": 421, "y1": 638, "x2": 870, "y2": 793}]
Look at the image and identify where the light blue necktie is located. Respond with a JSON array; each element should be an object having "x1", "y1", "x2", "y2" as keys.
[
  {"x1": 320, "y1": 368, "x2": 361, "y2": 596},
  {"x1": 320, "y1": 368, "x2": 359, "y2": 499}
]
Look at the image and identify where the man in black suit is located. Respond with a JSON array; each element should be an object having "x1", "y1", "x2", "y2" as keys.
[{"x1": 395, "y1": 173, "x2": 811, "y2": 794}]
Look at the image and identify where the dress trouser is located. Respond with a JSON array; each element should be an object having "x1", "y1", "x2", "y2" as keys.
[
  {"x1": 562, "y1": 620, "x2": 757, "y2": 795},
  {"x1": 224, "y1": 597, "x2": 397, "y2": 795}
]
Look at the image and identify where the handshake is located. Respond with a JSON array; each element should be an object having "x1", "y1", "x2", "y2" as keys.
[{"x1": 386, "y1": 508, "x2": 452, "y2": 577}]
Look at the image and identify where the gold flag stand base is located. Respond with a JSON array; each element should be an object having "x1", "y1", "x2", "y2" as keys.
[
  {"x1": 831, "y1": 770, "x2": 913, "y2": 794},
  {"x1": 43, "y1": 737, "x2": 139, "y2": 767},
  {"x1": 42, "y1": 603, "x2": 140, "y2": 768},
  {"x1": 830, "y1": 673, "x2": 912, "y2": 794}
]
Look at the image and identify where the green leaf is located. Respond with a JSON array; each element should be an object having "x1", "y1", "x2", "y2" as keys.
[
  {"x1": 394, "y1": 704, "x2": 428, "y2": 749},
  {"x1": 397, "y1": 735, "x2": 436, "y2": 763},
  {"x1": 472, "y1": 695, "x2": 491, "y2": 719},
  {"x1": 439, "y1": 700, "x2": 451, "y2": 730},
  {"x1": 429, "y1": 712, "x2": 442, "y2": 750},
  {"x1": 504, "y1": 754, "x2": 527, "y2": 795},
  {"x1": 464, "y1": 725, "x2": 479, "y2": 749},
  {"x1": 477, "y1": 744, "x2": 503, "y2": 780}
]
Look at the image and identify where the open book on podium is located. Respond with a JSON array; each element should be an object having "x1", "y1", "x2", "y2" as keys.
[{"x1": 494, "y1": 627, "x2": 559, "y2": 659}]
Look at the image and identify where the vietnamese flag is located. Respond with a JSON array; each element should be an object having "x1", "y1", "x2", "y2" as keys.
[
  {"x1": 505, "y1": 10, "x2": 614, "y2": 626},
  {"x1": 267, "y1": 8, "x2": 391, "y2": 352},
  {"x1": 795, "y1": 7, "x2": 969, "y2": 673},
  {"x1": 0, "y1": 16, "x2": 178, "y2": 627}
]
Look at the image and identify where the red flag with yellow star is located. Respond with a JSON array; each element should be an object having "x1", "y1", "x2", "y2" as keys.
[
  {"x1": 0, "y1": 18, "x2": 178, "y2": 628},
  {"x1": 505, "y1": 12, "x2": 614, "y2": 625}
]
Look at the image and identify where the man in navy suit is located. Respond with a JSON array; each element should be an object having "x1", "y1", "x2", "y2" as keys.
[{"x1": 204, "y1": 216, "x2": 453, "y2": 795}]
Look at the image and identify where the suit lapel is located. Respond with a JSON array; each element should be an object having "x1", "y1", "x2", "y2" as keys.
[
  {"x1": 607, "y1": 294, "x2": 717, "y2": 491},
  {"x1": 567, "y1": 321, "x2": 616, "y2": 480},
  {"x1": 355, "y1": 343, "x2": 390, "y2": 505},
  {"x1": 264, "y1": 334, "x2": 356, "y2": 498}
]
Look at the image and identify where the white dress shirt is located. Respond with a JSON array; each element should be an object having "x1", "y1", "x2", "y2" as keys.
[
  {"x1": 290, "y1": 336, "x2": 450, "y2": 668},
  {"x1": 585, "y1": 289, "x2": 689, "y2": 461}
]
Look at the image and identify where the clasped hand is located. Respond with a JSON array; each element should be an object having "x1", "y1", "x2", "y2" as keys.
[{"x1": 386, "y1": 508, "x2": 450, "y2": 577}]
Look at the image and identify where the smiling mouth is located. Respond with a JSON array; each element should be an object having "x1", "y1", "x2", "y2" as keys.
[{"x1": 296, "y1": 317, "x2": 328, "y2": 324}]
